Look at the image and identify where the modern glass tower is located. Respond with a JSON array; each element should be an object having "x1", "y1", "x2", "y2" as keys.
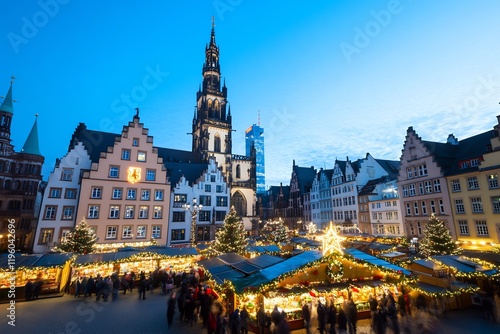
[{"x1": 245, "y1": 124, "x2": 265, "y2": 194}]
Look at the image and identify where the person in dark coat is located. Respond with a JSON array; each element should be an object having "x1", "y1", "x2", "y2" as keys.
[
  {"x1": 257, "y1": 306, "x2": 267, "y2": 334},
  {"x1": 271, "y1": 305, "x2": 281, "y2": 329},
  {"x1": 277, "y1": 312, "x2": 290, "y2": 334},
  {"x1": 328, "y1": 303, "x2": 337, "y2": 334},
  {"x1": 346, "y1": 299, "x2": 357, "y2": 334},
  {"x1": 139, "y1": 271, "x2": 147, "y2": 300},
  {"x1": 302, "y1": 302, "x2": 311, "y2": 334},
  {"x1": 397, "y1": 293, "x2": 406, "y2": 317},
  {"x1": 337, "y1": 308, "x2": 348, "y2": 333},
  {"x1": 33, "y1": 278, "x2": 43, "y2": 300},
  {"x1": 166, "y1": 292, "x2": 176, "y2": 329},
  {"x1": 230, "y1": 309, "x2": 241, "y2": 334},
  {"x1": 86, "y1": 276, "x2": 95, "y2": 296},
  {"x1": 317, "y1": 301, "x2": 327, "y2": 334},
  {"x1": 120, "y1": 274, "x2": 129, "y2": 294},
  {"x1": 24, "y1": 279, "x2": 34, "y2": 301},
  {"x1": 386, "y1": 299, "x2": 399, "y2": 334},
  {"x1": 374, "y1": 301, "x2": 387, "y2": 334},
  {"x1": 415, "y1": 294, "x2": 427, "y2": 310},
  {"x1": 74, "y1": 277, "x2": 82, "y2": 297},
  {"x1": 240, "y1": 305, "x2": 249, "y2": 334}
]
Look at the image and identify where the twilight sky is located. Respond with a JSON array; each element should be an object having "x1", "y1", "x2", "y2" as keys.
[{"x1": 2, "y1": 1, "x2": 500, "y2": 187}]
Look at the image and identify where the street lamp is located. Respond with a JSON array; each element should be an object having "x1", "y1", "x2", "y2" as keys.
[{"x1": 182, "y1": 198, "x2": 203, "y2": 247}]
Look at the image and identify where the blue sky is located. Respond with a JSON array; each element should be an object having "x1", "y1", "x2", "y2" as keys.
[{"x1": 2, "y1": 1, "x2": 500, "y2": 187}]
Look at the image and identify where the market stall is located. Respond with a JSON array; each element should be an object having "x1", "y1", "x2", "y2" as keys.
[
  {"x1": 71, "y1": 247, "x2": 199, "y2": 290},
  {"x1": 0, "y1": 253, "x2": 73, "y2": 302}
]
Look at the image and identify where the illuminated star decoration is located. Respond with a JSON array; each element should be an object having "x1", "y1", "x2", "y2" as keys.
[{"x1": 322, "y1": 222, "x2": 344, "y2": 256}]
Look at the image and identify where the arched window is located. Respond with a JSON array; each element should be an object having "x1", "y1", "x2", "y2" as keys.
[
  {"x1": 214, "y1": 134, "x2": 221, "y2": 152},
  {"x1": 231, "y1": 191, "x2": 247, "y2": 217},
  {"x1": 236, "y1": 164, "x2": 241, "y2": 179}
]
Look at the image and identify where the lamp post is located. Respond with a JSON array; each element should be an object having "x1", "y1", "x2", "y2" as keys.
[{"x1": 183, "y1": 198, "x2": 203, "y2": 247}]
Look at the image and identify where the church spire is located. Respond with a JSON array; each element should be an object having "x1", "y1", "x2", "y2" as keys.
[
  {"x1": 0, "y1": 76, "x2": 15, "y2": 114},
  {"x1": 210, "y1": 16, "x2": 216, "y2": 46},
  {"x1": 21, "y1": 114, "x2": 42, "y2": 156}
]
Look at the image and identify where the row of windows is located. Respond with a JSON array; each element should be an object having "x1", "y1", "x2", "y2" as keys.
[
  {"x1": 333, "y1": 210, "x2": 357, "y2": 220},
  {"x1": 372, "y1": 224, "x2": 401, "y2": 235},
  {"x1": 171, "y1": 210, "x2": 227, "y2": 222},
  {"x1": 121, "y1": 149, "x2": 148, "y2": 162},
  {"x1": 43, "y1": 206, "x2": 75, "y2": 220},
  {"x1": 87, "y1": 205, "x2": 163, "y2": 219},
  {"x1": 109, "y1": 167, "x2": 156, "y2": 180},
  {"x1": 371, "y1": 211, "x2": 399, "y2": 221},
  {"x1": 402, "y1": 179, "x2": 441, "y2": 197},
  {"x1": 457, "y1": 220, "x2": 489, "y2": 236},
  {"x1": 105, "y1": 224, "x2": 161, "y2": 239},
  {"x1": 405, "y1": 199, "x2": 445, "y2": 216},
  {"x1": 451, "y1": 175, "x2": 498, "y2": 192},
  {"x1": 332, "y1": 196, "x2": 357, "y2": 207},
  {"x1": 49, "y1": 188, "x2": 77, "y2": 199},
  {"x1": 173, "y1": 194, "x2": 228, "y2": 206},
  {"x1": 454, "y1": 197, "x2": 493, "y2": 214},
  {"x1": 90, "y1": 188, "x2": 164, "y2": 201},
  {"x1": 37, "y1": 224, "x2": 162, "y2": 244},
  {"x1": 406, "y1": 163, "x2": 428, "y2": 179}
]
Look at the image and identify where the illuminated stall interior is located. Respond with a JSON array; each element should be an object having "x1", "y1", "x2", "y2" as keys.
[
  {"x1": 72, "y1": 247, "x2": 198, "y2": 280},
  {"x1": 0, "y1": 253, "x2": 73, "y2": 300}
]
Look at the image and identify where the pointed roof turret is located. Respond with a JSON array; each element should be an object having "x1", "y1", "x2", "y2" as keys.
[
  {"x1": 21, "y1": 114, "x2": 42, "y2": 156},
  {"x1": 0, "y1": 76, "x2": 15, "y2": 114},
  {"x1": 210, "y1": 16, "x2": 216, "y2": 46}
]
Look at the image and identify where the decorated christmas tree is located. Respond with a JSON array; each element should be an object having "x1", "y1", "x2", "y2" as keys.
[
  {"x1": 262, "y1": 219, "x2": 289, "y2": 244},
  {"x1": 419, "y1": 214, "x2": 459, "y2": 257},
  {"x1": 306, "y1": 222, "x2": 318, "y2": 235},
  {"x1": 52, "y1": 218, "x2": 97, "y2": 254},
  {"x1": 213, "y1": 206, "x2": 248, "y2": 255}
]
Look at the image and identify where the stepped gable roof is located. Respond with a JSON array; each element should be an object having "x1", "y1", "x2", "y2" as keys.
[
  {"x1": 293, "y1": 165, "x2": 316, "y2": 193},
  {"x1": 164, "y1": 160, "x2": 209, "y2": 186},
  {"x1": 69, "y1": 123, "x2": 117, "y2": 163},
  {"x1": 375, "y1": 159, "x2": 400, "y2": 178},
  {"x1": 335, "y1": 159, "x2": 347, "y2": 174},
  {"x1": 156, "y1": 147, "x2": 202, "y2": 163}
]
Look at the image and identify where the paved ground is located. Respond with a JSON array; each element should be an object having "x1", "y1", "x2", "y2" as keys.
[{"x1": 1, "y1": 290, "x2": 499, "y2": 334}]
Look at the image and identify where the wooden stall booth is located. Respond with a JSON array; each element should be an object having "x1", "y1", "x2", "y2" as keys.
[{"x1": 0, "y1": 253, "x2": 73, "y2": 302}]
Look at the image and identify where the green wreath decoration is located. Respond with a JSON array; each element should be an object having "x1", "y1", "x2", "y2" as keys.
[{"x1": 327, "y1": 259, "x2": 344, "y2": 282}]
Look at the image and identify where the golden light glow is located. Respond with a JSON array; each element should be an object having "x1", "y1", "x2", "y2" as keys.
[
  {"x1": 127, "y1": 167, "x2": 141, "y2": 184},
  {"x1": 322, "y1": 222, "x2": 344, "y2": 256}
]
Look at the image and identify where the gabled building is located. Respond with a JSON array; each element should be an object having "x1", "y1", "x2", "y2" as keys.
[
  {"x1": 75, "y1": 114, "x2": 171, "y2": 246},
  {"x1": 0, "y1": 79, "x2": 44, "y2": 252},
  {"x1": 167, "y1": 158, "x2": 230, "y2": 246},
  {"x1": 446, "y1": 116, "x2": 500, "y2": 249},
  {"x1": 33, "y1": 141, "x2": 92, "y2": 253},
  {"x1": 398, "y1": 127, "x2": 457, "y2": 241},
  {"x1": 286, "y1": 161, "x2": 316, "y2": 230},
  {"x1": 331, "y1": 154, "x2": 399, "y2": 234},
  {"x1": 310, "y1": 168, "x2": 333, "y2": 229}
]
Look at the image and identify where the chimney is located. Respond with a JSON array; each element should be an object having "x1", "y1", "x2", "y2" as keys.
[{"x1": 447, "y1": 134, "x2": 458, "y2": 145}]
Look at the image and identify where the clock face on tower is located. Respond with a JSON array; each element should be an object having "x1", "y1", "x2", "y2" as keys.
[{"x1": 127, "y1": 167, "x2": 141, "y2": 184}]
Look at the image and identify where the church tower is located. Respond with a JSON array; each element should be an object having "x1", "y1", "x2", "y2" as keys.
[
  {"x1": 192, "y1": 18, "x2": 232, "y2": 180},
  {"x1": 0, "y1": 77, "x2": 15, "y2": 156}
]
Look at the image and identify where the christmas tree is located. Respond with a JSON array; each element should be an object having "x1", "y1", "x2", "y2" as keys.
[
  {"x1": 263, "y1": 219, "x2": 290, "y2": 244},
  {"x1": 53, "y1": 218, "x2": 97, "y2": 254},
  {"x1": 213, "y1": 206, "x2": 248, "y2": 255},
  {"x1": 306, "y1": 222, "x2": 318, "y2": 235},
  {"x1": 419, "y1": 214, "x2": 459, "y2": 257}
]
